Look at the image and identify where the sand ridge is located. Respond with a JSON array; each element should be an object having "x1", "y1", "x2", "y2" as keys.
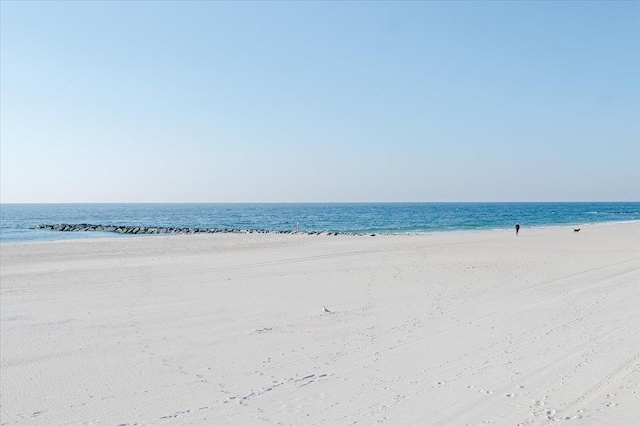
[{"x1": 1, "y1": 223, "x2": 639, "y2": 424}]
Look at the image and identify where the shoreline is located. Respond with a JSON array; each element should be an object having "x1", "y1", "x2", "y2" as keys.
[{"x1": 3, "y1": 219, "x2": 639, "y2": 245}]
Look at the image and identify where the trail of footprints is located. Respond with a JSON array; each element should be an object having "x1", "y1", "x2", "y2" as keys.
[{"x1": 151, "y1": 371, "x2": 332, "y2": 422}]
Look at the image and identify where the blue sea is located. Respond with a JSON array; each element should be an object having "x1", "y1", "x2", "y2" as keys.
[{"x1": 0, "y1": 203, "x2": 638, "y2": 243}]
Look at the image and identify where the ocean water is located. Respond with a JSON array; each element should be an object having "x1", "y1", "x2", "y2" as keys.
[{"x1": 0, "y1": 202, "x2": 638, "y2": 243}]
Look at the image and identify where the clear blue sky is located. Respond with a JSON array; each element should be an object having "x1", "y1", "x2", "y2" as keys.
[{"x1": 1, "y1": 1, "x2": 638, "y2": 202}]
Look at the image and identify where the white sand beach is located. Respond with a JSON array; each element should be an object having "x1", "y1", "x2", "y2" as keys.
[{"x1": 1, "y1": 223, "x2": 639, "y2": 425}]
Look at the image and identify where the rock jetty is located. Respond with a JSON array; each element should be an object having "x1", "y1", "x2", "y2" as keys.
[{"x1": 34, "y1": 224, "x2": 375, "y2": 237}]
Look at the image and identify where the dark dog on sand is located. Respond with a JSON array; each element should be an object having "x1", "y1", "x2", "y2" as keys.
[{"x1": 574, "y1": 228, "x2": 581, "y2": 233}]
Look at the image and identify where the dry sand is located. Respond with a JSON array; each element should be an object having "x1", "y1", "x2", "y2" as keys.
[{"x1": 1, "y1": 223, "x2": 639, "y2": 425}]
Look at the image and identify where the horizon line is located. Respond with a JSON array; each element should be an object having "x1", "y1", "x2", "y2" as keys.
[{"x1": 2, "y1": 200, "x2": 639, "y2": 205}]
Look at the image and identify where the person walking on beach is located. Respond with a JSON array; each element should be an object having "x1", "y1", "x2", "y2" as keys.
[{"x1": 515, "y1": 223, "x2": 520, "y2": 236}]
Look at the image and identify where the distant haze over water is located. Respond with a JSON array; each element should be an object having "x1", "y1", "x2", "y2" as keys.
[{"x1": 1, "y1": 203, "x2": 638, "y2": 243}]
